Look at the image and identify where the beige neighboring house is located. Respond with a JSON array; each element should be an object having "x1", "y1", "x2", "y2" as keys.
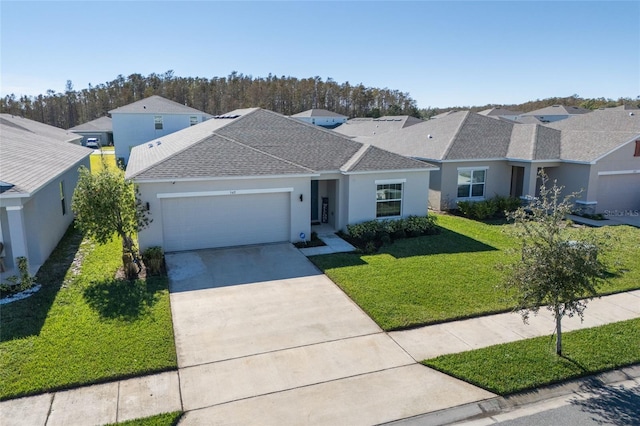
[
  {"x1": 126, "y1": 108, "x2": 436, "y2": 252},
  {"x1": 349, "y1": 109, "x2": 640, "y2": 214},
  {"x1": 0, "y1": 114, "x2": 91, "y2": 276}
]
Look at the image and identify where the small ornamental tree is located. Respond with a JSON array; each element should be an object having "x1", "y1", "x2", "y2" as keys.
[
  {"x1": 502, "y1": 170, "x2": 610, "y2": 355},
  {"x1": 72, "y1": 162, "x2": 151, "y2": 274}
]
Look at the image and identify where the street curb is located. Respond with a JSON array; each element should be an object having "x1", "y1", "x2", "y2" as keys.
[{"x1": 383, "y1": 364, "x2": 640, "y2": 425}]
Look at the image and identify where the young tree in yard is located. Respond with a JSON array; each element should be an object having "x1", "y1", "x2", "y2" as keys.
[
  {"x1": 502, "y1": 170, "x2": 610, "y2": 355},
  {"x1": 72, "y1": 161, "x2": 151, "y2": 277}
]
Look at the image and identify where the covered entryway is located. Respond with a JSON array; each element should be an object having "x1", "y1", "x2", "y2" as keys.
[
  {"x1": 596, "y1": 173, "x2": 640, "y2": 213},
  {"x1": 161, "y1": 191, "x2": 290, "y2": 252}
]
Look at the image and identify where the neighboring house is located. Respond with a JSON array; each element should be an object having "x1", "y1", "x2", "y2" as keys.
[
  {"x1": 110, "y1": 95, "x2": 212, "y2": 163},
  {"x1": 520, "y1": 105, "x2": 590, "y2": 123},
  {"x1": 291, "y1": 109, "x2": 348, "y2": 128},
  {"x1": 69, "y1": 116, "x2": 113, "y2": 146},
  {"x1": 477, "y1": 107, "x2": 523, "y2": 121},
  {"x1": 125, "y1": 108, "x2": 436, "y2": 252},
  {"x1": 0, "y1": 115, "x2": 91, "y2": 276},
  {"x1": 0, "y1": 113, "x2": 83, "y2": 145},
  {"x1": 350, "y1": 110, "x2": 640, "y2": 214},
  {"x1": 333, "y1": 115, "x2": 423, "y2": 138}
]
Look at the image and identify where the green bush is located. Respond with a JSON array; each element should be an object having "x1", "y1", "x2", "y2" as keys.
[
  {"x1": 457, "y1": 196, "x2": 521, "y2": 220},
  {"x1": 142, "y1": 246, "x2": 165, "y2": 276},
  {"x1": 346, "y1": 215, "x2": 439, "y2": 253}
]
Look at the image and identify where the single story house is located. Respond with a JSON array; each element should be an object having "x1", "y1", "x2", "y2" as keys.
[
  {"x1": 520, "y1": 104, "x2": 591, "y2": 123},
  {"x1": 69, "y1": 116, "x2": 113, "y2": 146},
  {"x1": 110, "y1": 95, "x2": 212, "y2": 164},
  {"x1": 0, "y1": 115, "x2": 91, "y2": 276},
  {"x1": 349, "y1": 109, "x2": 640, "y2": 214},
  {"x1": 125, "y1": 108, "x2": 436, "y2": 252},
  {"x1": 333, "y1": 115, "x2": 423, "y2": 138},
  {"x1": 291, "y1": 109, "x2": 348, "y2": 128}
]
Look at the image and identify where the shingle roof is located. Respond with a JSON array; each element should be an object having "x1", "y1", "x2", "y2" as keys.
[
  {"x1": 359, "y1": 109, "x2": 639, "y2": 164},
  {"x1": 333, "y1": 115, "x2": 423, "y2": 137},
  {"x1": 126, "y1": 108, "x2": 434, "y2": 180},
  {"x1": 69, "y1": 116, "x2": 113, "y2": 132},
  {"x1": 478, "y1": 107, "x2": 523, "y2": 117},
  {"x1": 291, "y1": 109, "x2": 347, "y2": 118},
  {"x1": 0, "y1": 114, "x2": 82, "y2": 144},
  {"x1": 108, "y1": 95, "x2": 210, "y2": 115},
  {"x1": 0, "y1": 119, "x2": 91, "y2": 196},
  {"x1": 522, "y1": 105, "x2": 591, "y2": 116},
  {"x1": 546, "y1": 109, "x2": 640, "y2": 162}
]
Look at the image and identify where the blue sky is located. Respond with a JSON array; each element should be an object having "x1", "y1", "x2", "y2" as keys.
[{"x1": 1, "y1": 1, "x2": 638, "y2": 108}]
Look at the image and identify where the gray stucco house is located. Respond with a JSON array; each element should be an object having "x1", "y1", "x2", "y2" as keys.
[
  {"x1": 126, "y1": 108, "x2": 436, "y2": 252},
  {"x1": 0, "y1": 114, "x2": 91, "y2": 276},
  {"x1": 349, "y1": 109, "x2": 640, "y2": 214}
]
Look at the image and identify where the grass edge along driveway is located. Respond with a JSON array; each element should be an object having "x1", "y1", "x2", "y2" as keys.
[
  {"x1": 0, "y1": 225, "x2": 177, "y2": 401},
  {"x1": 311, "y1": 214, "x2": 640, "y2": 331},
  {"x1": 423, "y1": 318, "x2": 640, "y2": 395}
]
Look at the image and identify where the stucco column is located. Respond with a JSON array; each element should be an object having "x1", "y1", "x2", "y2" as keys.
[
  {"x1": 522, "y1": 165, "x2": 539, "y2": 199},
  {"x1": 6, "y1": 205, "x2": 28, "y2": 262}
]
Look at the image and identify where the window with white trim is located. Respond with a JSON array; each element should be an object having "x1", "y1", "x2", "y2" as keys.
[
  {"x1": 154, "y1": 115, "x2": 163, "y2": 130},
  {"x1": 190, "y1": 116, "x2": 198, "y2": 126},
  {"x1": 376, "y1": 183, "x2": 403, "y2": 217},
  {"x1": 457, "y1": 169, "x2": 486, "y2": 198}
]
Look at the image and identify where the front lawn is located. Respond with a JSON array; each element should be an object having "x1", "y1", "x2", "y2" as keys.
[
  {"x1": 423, "y1": 318, "x2": 640, "y2": 395},
  {"x1": 0, "y1": 226, "x2": 177, "y2": 400},
  {"x1": 311, "y1": 214, "x2": 640, "y2": 330}
]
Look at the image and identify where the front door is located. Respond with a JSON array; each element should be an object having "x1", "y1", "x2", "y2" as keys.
[{"x1": 510, "y1": 166, "x2": 524, "y2": 198}]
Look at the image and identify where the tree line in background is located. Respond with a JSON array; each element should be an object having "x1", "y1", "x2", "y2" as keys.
[
  {"x1": 420, "y1": 94, "x2": 640, "y2": 119},
  {"x1": 0, "y1": 71, "x2": 419, "y2": 129},
  {"x1": 1, "y1": 71, "x2": 637, "y2": 129}
]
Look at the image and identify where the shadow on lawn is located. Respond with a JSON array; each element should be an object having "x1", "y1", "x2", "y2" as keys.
[
  {"x1": 380, "y1": 226, "x2": 499, "y2": 259},
  {"x1": 0, "y1": 225, "x2": 83, "y2": 342},
  {"x1": 83, "y1": 276, "x2": 167, "y2": 321}
]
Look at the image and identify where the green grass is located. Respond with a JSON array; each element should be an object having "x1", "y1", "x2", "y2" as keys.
[
  {"x1": 0, "y1": 225, "x2": 177, "y2": 401},
  {"x1": 311, "y1": 214, "x2": 640, "y2": 330},
  {"x1": 423, "y1": 318, "x2": 640, "y2": 395},
  {"x1": 108, "y1": 412, "x2": 183, "y2": 426},
  {"x1": 90, "y1": 151, "x2": 117, "y2": 172}
]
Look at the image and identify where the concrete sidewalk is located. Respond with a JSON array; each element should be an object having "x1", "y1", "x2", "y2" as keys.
[{"x1": 1, "y1": 289, "x2": 638, "y2": 425}]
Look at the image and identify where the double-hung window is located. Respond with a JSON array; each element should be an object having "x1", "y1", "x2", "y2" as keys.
[
  {"x1": 154, "y1": 115, "x2": 163, "y2": 130},
  {"x1": 376, "y1": 181, "x2": 403, "y2": 218},
  {"x1": 457, "y1": 168, "x2": 486, "y2": 198}
]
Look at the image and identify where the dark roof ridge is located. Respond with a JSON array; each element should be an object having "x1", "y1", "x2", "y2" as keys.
[{"x1": 442, "y1": 111, "x2": 471, "y2": 159}]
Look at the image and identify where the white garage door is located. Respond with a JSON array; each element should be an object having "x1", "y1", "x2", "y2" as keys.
[
  {"x1": 161, "y1": 192, "x2": 290, "y2": 252},
  {"x1": 597, "y1": 174, "x2": 640, "y2": 213}
]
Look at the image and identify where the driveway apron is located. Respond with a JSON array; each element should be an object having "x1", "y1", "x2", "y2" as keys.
[{"x1": 166, "y1": 243, "x2": 494, "y2": 425}]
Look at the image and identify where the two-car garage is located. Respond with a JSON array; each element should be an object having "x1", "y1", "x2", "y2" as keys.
[{"x1": 160, "y1": 190, "x2": 292, "y2": 252}]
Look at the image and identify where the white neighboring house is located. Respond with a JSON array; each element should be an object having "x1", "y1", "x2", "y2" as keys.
[
  {"x1": 125, "y1": 108, "x2": 436, "y2": 252},
  {"x1": 0, "y1": 114, "x2": 91, "y2": 277},
  {"x1": 291, "y1": 109, "x2": 348, "y2": 128},
  {"x1": 110, "y1": 95, "x2": 211, "y2": 163}
]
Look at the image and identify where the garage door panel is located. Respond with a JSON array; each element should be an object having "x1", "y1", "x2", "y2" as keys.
[
  {"x1": 162, "y1": 193, "x2": 290, "y2": 252},
  {"x1": 597, "y1": 174, "x2": 640, "y2": 213}
]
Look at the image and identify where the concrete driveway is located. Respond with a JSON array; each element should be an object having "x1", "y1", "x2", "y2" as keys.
[{"x1": 166, "y1": 243, "x2": 493, "y2": 425}]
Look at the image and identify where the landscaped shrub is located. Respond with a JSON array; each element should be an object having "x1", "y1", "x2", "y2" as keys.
[
  {"x1": 457, "y1": 196, "x2": 521, "y2": 220},
  {"x1": 0, "y1": 256, "x2": 36, "y2": 297},
  {"x1": 142, "y1": 246, "x2": 165, "y2": 276},
  {"x1": 345, "y1": 215, "x2": 439, "y2": 253}
]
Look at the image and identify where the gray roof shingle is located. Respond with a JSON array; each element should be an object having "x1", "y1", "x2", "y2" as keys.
[
  {"x1": 126, "y1": 108, "x2": 434, "y2": 180},
  {"x1": 291, "y1": 109, "x2": 347, "y2": 118},
  {"x1": 333, "y1": 115, "x2": 423, "y2": 137},
  {"x1": 1, "y1": 114, "x2": 82, "y2": 143},
  {"x1": 69, "y1": 116, "x2": 113, "y2": 132},
  {"x1": 109, "y1": 95, "x2": 210, "y2": 115},
  {"x1": 0, "y1": 119, "x2": 91, "y2": 195},
  {"x1": 478, "y1": 107, "x2": 523, "y2": 117},
  {"x1": 522, "y1": 105, "x2": 591, "y2": 116}
]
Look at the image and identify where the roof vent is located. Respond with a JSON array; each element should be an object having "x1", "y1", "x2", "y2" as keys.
[
  {"x1": 428, "y1": 134, "x2": 433, "y2": 139},
  {"x1": 156, "y1": 140, "x2": 162, "y2": 146},
  {"x1": 631, "y1": 112, "x2": 635, "y2": 116},
  {"x1": 143, "y1": 105, "x2": 146, "y2": 109},
  {"x1": 148, "y1": 143, "x2": 153, "y2": 148}
]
